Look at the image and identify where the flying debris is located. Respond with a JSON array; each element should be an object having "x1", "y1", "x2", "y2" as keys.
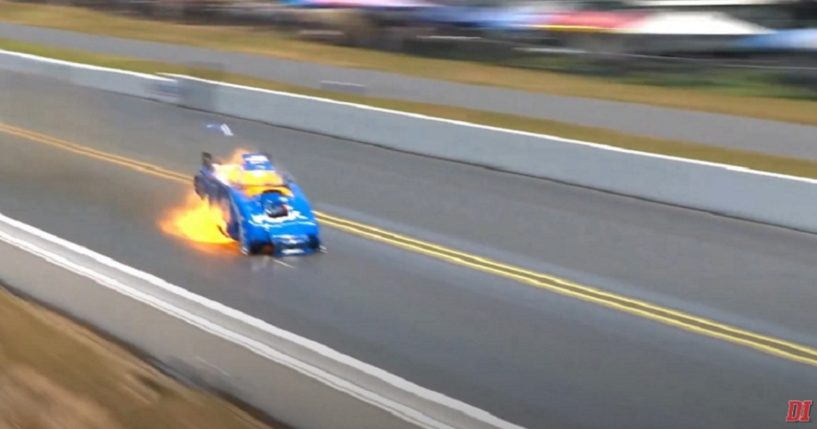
[{"x1": 205, "y1": 122, "x2": 234, "y2": 137}]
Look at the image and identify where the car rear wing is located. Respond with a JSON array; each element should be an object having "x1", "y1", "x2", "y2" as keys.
[{"x1": 202, "y1": 152, "x2": 215, "y2": 170}]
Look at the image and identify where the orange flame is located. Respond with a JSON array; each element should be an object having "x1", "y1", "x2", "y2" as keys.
[
  {"x1": 158, "y1": 148, "x2": 258, "y2": 250},
  {"x1": 159, "y1": 192, "x2": 234, "y2": 245},
  {"x1": 226, "y1": 148, "x2": 252, "y2": 164}
]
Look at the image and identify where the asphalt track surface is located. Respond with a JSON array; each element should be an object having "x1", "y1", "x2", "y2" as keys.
[
  {"x1": 2, "y1": 22, "x2": 817, "y2": 160},
  {"x1": 2, "y1": 71, "x2": 817, "y2": 428}
]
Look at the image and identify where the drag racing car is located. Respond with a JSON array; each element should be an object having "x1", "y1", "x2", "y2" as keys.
[{"x1": 194, "y1": 151, "x2": 322, "y2": 256}]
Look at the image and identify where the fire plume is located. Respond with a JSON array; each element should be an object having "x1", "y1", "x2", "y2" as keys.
[
  {"x1": 158, "y1": 148, "x2": 255, "y2": 248},
  {"x1": 159, "y1": 192, "x2": 233, "y2": 245}
]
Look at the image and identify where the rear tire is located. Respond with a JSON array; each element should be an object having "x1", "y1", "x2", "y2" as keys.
[
  {"x1": 239, "y1": 223, "x2": 257, "y2": 256},
  {"x1": 241, "y1": 242, "x2": 261, "y2": 256}
]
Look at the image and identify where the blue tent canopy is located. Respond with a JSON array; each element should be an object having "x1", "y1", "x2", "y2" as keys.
[
  {"x1": 412, "y1": 5, "x2": 543, "y2": 30},
  {"x1": 736, "y1": 29, "x2": 817, "y2": 51}
]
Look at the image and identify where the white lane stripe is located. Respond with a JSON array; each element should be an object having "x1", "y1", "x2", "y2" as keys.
[
  {"x1": 275, "y1": 259, "x2": 295, "y2": 268},
  {"x1": 0, "y1": 229, "x2": 442, "y2": 427},
  {"x1": 0, "y1": 211, "x2": 523, "y2": 429}
]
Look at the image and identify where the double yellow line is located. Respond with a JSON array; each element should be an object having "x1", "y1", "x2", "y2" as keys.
[{"x1": 3, "y1": 121, "x2": 817, "y2": 368}]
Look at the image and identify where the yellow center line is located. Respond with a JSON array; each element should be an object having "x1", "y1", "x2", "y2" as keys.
[
  {"x1": 2, "y1": 121, "x2": 817, "y2": 367},
  {"x1": 315, "y1": 213, "x2": 817, "y2": 357}
]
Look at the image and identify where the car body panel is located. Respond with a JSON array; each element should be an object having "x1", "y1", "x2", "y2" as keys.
[{"x1": 194, "y1": 152, "x2": 322, "y2": 255}]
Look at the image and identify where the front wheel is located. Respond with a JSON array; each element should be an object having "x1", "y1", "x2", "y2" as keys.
[{"x1": 308, "y1": 235, "x2": 324, "y2": 253}]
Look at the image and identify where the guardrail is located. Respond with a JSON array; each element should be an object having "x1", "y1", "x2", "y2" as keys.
[{"x1": 0, "y1": 212, "x2": 521, "y2": 429}]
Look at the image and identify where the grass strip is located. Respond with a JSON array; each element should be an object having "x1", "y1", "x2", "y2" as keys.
[
  {"x1": 0, "y1": 286, "x2": 276, "y2": 429},
  {"x1": 0, "y1": 1, "x2": 815, "y2": 125},
  {"x1": 3, "y1": 37, "x2": 817, "y2": 179}
]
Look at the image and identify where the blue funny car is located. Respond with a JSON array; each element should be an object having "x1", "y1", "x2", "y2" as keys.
[{"x1": 194, "y1": 151, "x2": 322, "y2": 256}]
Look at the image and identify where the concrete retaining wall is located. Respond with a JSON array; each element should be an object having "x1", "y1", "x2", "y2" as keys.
[
  {"x1": 0, "y1": 213, "x2": 519, "y2": 429},
  {"x1": 171, "y1": 74, "x2": 817, "y2": 234},
  {"x1": 3, "y1": 49, "x2": 811, "y2": 236},
  {"x1": 0, "y1": 50, "x2": 178, "y2": 104}
]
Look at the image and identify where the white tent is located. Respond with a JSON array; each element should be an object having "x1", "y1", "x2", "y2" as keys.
[
  {"x1": 617, "y1": 11, "x2": 771, "y2": 35},
  {"x1": 624, "y1": 0, "x2": 798, "y2": 6}
]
